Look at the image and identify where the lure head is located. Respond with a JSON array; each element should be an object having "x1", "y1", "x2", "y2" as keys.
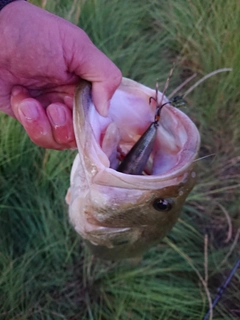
[{"x1": 66, "y1": 78, "x2": 200, "y2": 260}]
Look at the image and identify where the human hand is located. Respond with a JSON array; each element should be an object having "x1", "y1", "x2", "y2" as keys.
[{"x1": 0, "y1": 1, "x2": 121, "y2": 149}]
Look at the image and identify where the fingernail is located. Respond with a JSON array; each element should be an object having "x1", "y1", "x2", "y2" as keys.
[
  {"x1": 47, "y1": 104, "x2": 66, "y2": 126},
  {"x1": 18, "y1": 101, "x2": 39, "y2": 121}
]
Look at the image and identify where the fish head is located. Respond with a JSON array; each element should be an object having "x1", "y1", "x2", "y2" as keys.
[{"x1": 66, "y1": 78, "x2": 200, "y2": 260}]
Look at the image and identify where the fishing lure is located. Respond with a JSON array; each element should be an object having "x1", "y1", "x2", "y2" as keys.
[
  {"x1": 117, "y1": 99, "x2": 170, "y2": 175},
  {"x1": 117, "y1": 92, "x2": 170, "y2": 174},
  {"x1": 117, "y1": 68, "x2": 174, "y2": 175}
]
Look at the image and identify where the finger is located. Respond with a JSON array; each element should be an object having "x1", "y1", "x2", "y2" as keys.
[
  {"x1": 79, "y1": 48, "x2": 122, "y2": 116},
  {"x1": 11, "y1": 86, "x2": 63, "y2": 149},
  {"x1": 91, "y1": 69, "x2": 122, "y2": 117},
  {"x1": 46, "y1": 102, "x2": 76, "y2": 148},
  {"x1": 64, "y1": 28, "x2": 122, "y2": 116}
]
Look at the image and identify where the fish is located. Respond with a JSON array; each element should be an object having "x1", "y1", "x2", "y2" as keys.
[{"x1": 65, "y1": 78, "x2": 200, "y2": 260}]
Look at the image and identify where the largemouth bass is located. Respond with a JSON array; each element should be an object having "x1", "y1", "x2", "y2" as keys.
[{"x1": 66, "y1": 78, "x2": 200, "y2": 260}]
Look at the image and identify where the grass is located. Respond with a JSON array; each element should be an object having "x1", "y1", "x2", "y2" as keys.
[{"x1": 0, "y1": 0, "x2": 240, "y2": 319}]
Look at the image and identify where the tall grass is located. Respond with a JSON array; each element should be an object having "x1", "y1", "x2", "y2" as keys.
[{"x1": 0, "y1": 0, "x2": 239, "y2": 319}]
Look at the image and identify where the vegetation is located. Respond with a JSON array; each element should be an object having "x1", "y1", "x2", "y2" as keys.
[{"x1": 0, "y1": 0, "x2": 239, "y2": 319}]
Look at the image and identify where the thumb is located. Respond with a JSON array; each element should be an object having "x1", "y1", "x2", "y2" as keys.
[
  {"x1": 91, "y1": 69, "x2": 122, "y2": 117},
  {"x1": 62, "y1": 26, "x2": 122, "y2": 116}
]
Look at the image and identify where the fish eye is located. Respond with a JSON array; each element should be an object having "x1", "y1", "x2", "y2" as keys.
[{"x1": 153, "y1": 198, "x2": 173, "y2": 212}]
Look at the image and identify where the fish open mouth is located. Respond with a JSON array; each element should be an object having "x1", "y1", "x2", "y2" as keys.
[{"x1": 78, "y1": 78, "x2": 200, "y2": 180}]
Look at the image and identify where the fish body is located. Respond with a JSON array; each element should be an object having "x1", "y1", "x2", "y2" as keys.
[{"x1": 66, "y1": 78, "x2": 200, "y2": 260}]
